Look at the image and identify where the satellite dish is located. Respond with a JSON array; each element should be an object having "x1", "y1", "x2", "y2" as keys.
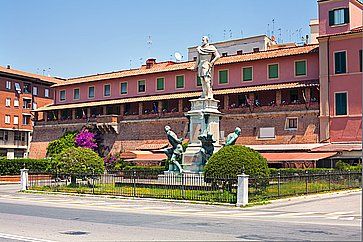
[{"x1": 174, "y1": 52, "x2": 182, "y2": 61}]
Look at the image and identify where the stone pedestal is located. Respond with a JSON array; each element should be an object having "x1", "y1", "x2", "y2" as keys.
[{"x1": 182, "y1": 98, "x2": 222, "y2": 172}]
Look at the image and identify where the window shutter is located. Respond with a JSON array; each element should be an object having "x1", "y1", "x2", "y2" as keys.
[
  {"x1": 329, "y1": 10, "x2": 335, "y2": 26},
  {"x1": 243, "y1": 67, "x2": 253, "y2": 81},
  {"x1": 359, "y1": 50, "x2": 362, "y2": 72},
  {"x1": 344, "y1": 8, "x2": 349, "y2": 23}
]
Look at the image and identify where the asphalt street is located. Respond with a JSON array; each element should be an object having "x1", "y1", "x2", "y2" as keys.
[{"x1": 0, "y1": 184, "x2": 361, "y2": 241}]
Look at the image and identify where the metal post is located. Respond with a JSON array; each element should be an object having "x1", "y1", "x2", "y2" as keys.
[
  {"x1": 305, "y1": 171, "x2": 309, "y2": 195},
  {"x1": 181, "y1": 172, "x2": 185, "y2": 199},
  {"x1": 133, "y1": 171, "x2": 136, "y2": 197},
  {"x1": 348, "y1": 170, "x2": 351, "y2": 188},
  {"x1": 92, "y1": 170, "x2": 95, "y2": 195},
  {"x1": 236, "y1": 173, "x2": 249, "y2": 207},
  {"x1": 328, "y1": 170, "x2": 331, "y2": 191},
  {"x1": 20, "y1": 169, "x2": 29, "y2": 191},
  {"x1": 277, "y1": 172, "x2": 281, "y2": 197}
]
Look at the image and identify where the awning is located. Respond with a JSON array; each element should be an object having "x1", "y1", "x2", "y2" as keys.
[
  {"x1": 261, "y1": 152, "x2": 337, "y2": 162},
  {"x1": 35, "y1": 81, "x2": 318, "y2": 112}
]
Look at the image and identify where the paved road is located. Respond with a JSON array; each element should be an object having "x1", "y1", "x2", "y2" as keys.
[{"x1": 0, "y1": 184, "x2": 361, "y2": 241}]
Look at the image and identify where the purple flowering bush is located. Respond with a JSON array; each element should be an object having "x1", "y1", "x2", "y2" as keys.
[
  {"x1": 75, "y1": 129, "x2": 98, "y2": 151},
  {"x1": 103, "y1": 153, "x2": 126, "y2": 172}
]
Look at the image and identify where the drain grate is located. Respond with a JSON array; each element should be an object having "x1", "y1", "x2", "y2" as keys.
[{"x1": 60, "y1": 231, "x2": 89, "y2": 235}]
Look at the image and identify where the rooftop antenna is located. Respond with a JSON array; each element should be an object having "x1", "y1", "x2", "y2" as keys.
[
  {"x1": 47, "y1": 68, "x2": 51, "y2": 77},
  {"x1": 272, "y1": 19, "x2": 275, "y2": 37},
  {"x1": 240, "y1": 30, "x2": 243, "y2": 38},
  {"x1": 147, "y1": 35, "x2": 152, "y2": 57},
  {"x1": 223, "y1": 29, "x2": 226, "y2": 40},
  {"x1": 278, "y1": 28, "x2": 282, "y2": 43},
  {"x1": 229, "y1": 29, "x2": 232, "y2": 39},
  {"x1": 174, "y1": 52, "x2": 183, "y2": 62},
  {"x1": 267, "y1": 23, "x2": 270, "y2": 37},
  {"x1": 129, "y1": 59, "x2": 132, "y2": 69}
]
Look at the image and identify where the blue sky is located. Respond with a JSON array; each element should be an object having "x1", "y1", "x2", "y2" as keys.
[{"x1": 0, "y1": 0, "x2": 317, "y2": 78}]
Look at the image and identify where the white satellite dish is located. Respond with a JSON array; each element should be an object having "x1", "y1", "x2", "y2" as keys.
[{"x1": 174, "y1": 52, "x2": 183, "y2": 61}]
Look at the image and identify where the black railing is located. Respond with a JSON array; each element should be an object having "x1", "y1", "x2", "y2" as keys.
[{"x1": 27, "y1": 170, "x2": 361, "y2": 204}]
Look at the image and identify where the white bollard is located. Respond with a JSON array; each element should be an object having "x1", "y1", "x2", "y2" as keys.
[
  {"x1": 236, "y1": 173, "x2": 249, "y2": 207},
  {"x1": 20, "y1": 169, "x2": 29, "y2": 191}
]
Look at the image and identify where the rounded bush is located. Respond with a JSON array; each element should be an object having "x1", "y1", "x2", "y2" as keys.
[
  {"x1": 204, "y1": 145, "x2": 269, "y2": 179},
  {"x1": 55, "y1": 147, "x2": 104, "y2": 175}
]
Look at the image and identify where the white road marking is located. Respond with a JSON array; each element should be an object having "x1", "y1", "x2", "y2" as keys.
[{"x1": 0, "y1": 232, "x2": 55, "y2": 242}]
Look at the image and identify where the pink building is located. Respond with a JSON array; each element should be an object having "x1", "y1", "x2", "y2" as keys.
[{"x1": 30, "y1": 0, "x2": 362, "y2": 168}]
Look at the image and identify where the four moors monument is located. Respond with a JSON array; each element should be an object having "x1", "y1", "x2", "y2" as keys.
[{"x1": 165, "y1": 36, "x2": 239, "y2": 174}]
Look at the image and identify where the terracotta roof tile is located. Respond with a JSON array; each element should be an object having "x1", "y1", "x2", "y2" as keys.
[
  {"x1": 311, "y1": 143, "x2": 362, "y2": 152},
  {"x1": 0, "y1": 66, "x2": 65, "y2": 84},
  {"x1": 53, "y1": 44, "x2": 319, "y2": 87},
  {"x1": 262, "y1": 152, "x2": 337, "y2": 162},
  {"x1": 318, "y1": 25, "x2": 363, "y2": 38}
]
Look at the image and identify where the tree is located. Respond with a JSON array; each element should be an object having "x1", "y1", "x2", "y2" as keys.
[
  {"x1": 46, "y1": 132, "x2": 76, "y2": 157},
  {"x1": 55, "y1": 147, "x2": 104, "y2": 184}
]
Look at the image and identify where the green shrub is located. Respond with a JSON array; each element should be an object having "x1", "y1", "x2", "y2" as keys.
[
  {"x1": 335, "y1": 160, "x2": 362, "y2": 171},
  {"x1": 46, "y1": 132, "x2": 77, "y2": 158},
  {"x1": 269, "y1": 168, "x2": 334, "y2": 176},
  {"x1": 55, "y1": 147, "x2": 104, "y2": 175},
  {"x1": 205, "y1": 145, "x2": 270, "y2": 179},
  {"x1": 0, "y1": 159, "x2": 55, "y2": 175},
  {"x1": 123, "y1": 166, "x2": 165, "y2": 173}
]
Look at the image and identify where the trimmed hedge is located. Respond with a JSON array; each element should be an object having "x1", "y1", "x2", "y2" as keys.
[
  {"x1": 205, "y1": 145, "x2": 270, "y2": 179},
  {"x1": 0, "y1": 158, "x2": 55, "y2": 175},
  {"x1": 269, "y1": 168, "x2": 335, "y2": 176}
]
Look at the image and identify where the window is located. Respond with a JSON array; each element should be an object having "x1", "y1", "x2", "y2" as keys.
[
  {"x1": 59, "y1": 90, "x2": 66, "y2": 101},
  {"x1": 290, "y1": 90, "x2": 299, "y2": 103},
  {"x1": 253, "y1": 48, "x2": 260, "y2": 53},
  {"x1": 73, "y1": 88, "x2": 80, "y2": 100},
  {"x1": 44, "y1": 88, "x2": 49, "y2": 97},
  {"x1": 5, "y1": 81, "x2": 11, "y2": 90},
  {"x1": 335, "y1": 51, "x2": 347, "y2": 74},
  {"x1": 0, "y1": 131, "x2": 8, "y2": 141},
  {"x1": 258, "y1": 127, "x2": 275, "y2": 139},
  {"x1": 14, "y1": 116, "x2": 19, "y2": 125},
  {"x1": 14, "y1": 131, "x2": 26, "y2": 142},
  {"x1": 222, "y1": 52, "x2": 228, "y2": 57},
  {"x1": 295, "y1": 60, "x2": 307, "y2": 76},
  {"x1": 104, "y1": 84, "x2": 111, "y2": 96},
  {"x1": 32, "y1": 102, "x2": 37, "y2": 110},
  {"x1": 23, "y1": 98, "x2": 32, "y2": 109},
  {"x1": 23, "y1": 83, "x2": 31, "y2": 94},
  {"x1": 33, "y1": 86, "x2": 38, "y2": 96},
  {"x1": 197, "y1": 76, "x2": 202, "y2": 87},
  {"x1": 193, "y1": 57, "x2": 197, "y2": 61},
  {"x1": 22, "y1": 115, "x2": 31, "y2": 125},
  {"x1": 329, "y1": 8, "x2": 349, "y2": 26},
  {"x1": 5, "y1": 98, "x2": 11, "y2": 107},
  {"x1": 176, "y1": 75, "x2": 184, "y2": 89},
  {"x1": 242, "y1": 67, "x2": 253, "y2": 81},
  {"x1": 359, "y1": 50, "x2": 362, "y2": 72},
  {"x1": 157, "y1": 77, "x2": 165, "y2": 91},
  {"x1": 14, "y1": 99, "x2": 19, "y2": 107},
  {"x1": 88, "y1": 86, "x2": 95, "y2": 98},
  {"x1": 268, "y1": 64, "x2": 279, "y2": 79},
  {"x1": 138, "y1": 80, "x2": 146, "y2": 93},
  {"x1": 14, "y1": 83, "x2": 21, "y2": 93},
  {"x1": 120, "y1": 82, "x2": 127, "y2": 94},
  {"x1": 219, "y1": 70, "x2": 228, "y2": 84},
  {"x1": 285, "y1": 117, "x2": 298, "y2": 130},
  {"x1": 237, "y1": 50, "x2": 243, "y2": 55},
  {"x1": 5, "y1": 115, "x2": 10, "y2": 124},
  {"x1": 335, "y1": 92, "x2": 347, "y2": 116}
]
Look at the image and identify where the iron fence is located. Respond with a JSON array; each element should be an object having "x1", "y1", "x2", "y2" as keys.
[
  {"x1": 28, "y1": 171, "x2": 238, "y2": 204},
  {"x1": 27, "y1": 170, "x2": 361, "y2": 204}
]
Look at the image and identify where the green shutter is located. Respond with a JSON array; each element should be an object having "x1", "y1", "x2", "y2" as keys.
[
  {"x1": 344, "y1": 8, "x2": 349, "y2": 24},
  {"x1": 295, "y1": 61, "x2": 306, "y2": 76},
  {"x1": 268, "y1": 64, "x2": 279, "y2": 79},
  {"x1": 336, "y1": 93, "x2": 347, "y2": 115},
  {"x1": 243, "y1": 67, "x2": 253, "y2": 81},
  {"x1": 219, "y1": 70, "x2": 228, "y2": 84},
  {"x1": 335, "y1": 52, "x2": 346, "y2": 74},
  {"x1": 157, "y1": 78, "x2": 164, "y2": 90},
  {"x1": 329, "y1": 10, "x2": 335, "y2": 26},
  {"x1": 197, "y1": 76, "x2": 202, "y2": 86},
  {"x1": 176, "y1": 76, "x2": 184, "y2": 88}
]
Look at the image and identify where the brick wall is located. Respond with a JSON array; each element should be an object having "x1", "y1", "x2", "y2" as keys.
[{"x1": 30, "y1": 112, "x2": 319, "y2": 158}]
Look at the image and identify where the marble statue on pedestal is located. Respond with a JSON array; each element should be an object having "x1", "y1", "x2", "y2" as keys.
[
  {"x1": 225, "y1": 127, "x2": 241, "y2": 146},
  {"x1": 192, "y1": 36, "x2": 221, "y2": 99},
  {"x1": 163, "y1": 125, "x2": 184, "y2": 173}
]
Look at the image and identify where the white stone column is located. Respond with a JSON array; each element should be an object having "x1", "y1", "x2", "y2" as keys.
[
  {"x1": 20, "y1": 169, "x2": 29, "y2": 191},
  {"x1": 236, "y1": 173, "x2": 249, "y2": 207}
]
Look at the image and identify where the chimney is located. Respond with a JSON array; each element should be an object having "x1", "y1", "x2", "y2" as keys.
[
  {"x1": 146, "y1": 58, "x2": 156, "y2": 69},
  {"x1": 6, "y1": 65, "x2": 11, "y2": 69},
  {"x1": 309, "y1": 19, "x2": 319, "y2": 44}
]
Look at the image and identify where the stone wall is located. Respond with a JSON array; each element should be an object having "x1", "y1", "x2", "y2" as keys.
[{"x1": 29, "y1": 111, "x2": 319, "y2": 158}]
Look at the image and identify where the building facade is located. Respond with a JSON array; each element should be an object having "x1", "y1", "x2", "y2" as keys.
[
  {"x1": 0, "y1": 66, "x2": 62, "y2": 158},
  {"x1": 29, "y1": 0, "x2": 362, "y2": 168}
]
